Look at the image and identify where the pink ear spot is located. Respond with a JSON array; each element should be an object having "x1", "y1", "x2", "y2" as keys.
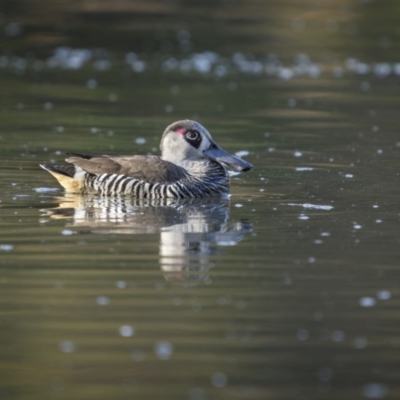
[{"x1": 175, "y1": 128, "x2": 186, "y2": 135}]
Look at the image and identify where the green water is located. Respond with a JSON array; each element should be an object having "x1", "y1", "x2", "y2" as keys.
[{"x1": 1, "y1": 1, "x2": 400, "y2": 399}]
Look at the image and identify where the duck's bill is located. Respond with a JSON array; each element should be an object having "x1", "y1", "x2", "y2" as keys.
[{"x1": 204, "y1": 145, "x2": 253, "y2": 172}]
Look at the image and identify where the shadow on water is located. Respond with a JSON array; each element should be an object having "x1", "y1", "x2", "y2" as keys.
[{"x1": 41, "y1": 195, "x2": 253, "y2": 283}]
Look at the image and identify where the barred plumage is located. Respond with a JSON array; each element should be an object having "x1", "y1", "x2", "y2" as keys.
[
  {"x1": 82, "y1": 161, "x2": 229, "y2": 198},
  {"x1": 40, "y1": 120, "x2": 252, "y2": 198}
]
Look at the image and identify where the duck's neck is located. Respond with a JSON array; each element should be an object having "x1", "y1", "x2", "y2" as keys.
[
  {"x1": 179, "y1": 158, "x2": 222, "y2": 176},
  {"x1": 178, "y1": 159, "x2": 230, "y2": 196}
]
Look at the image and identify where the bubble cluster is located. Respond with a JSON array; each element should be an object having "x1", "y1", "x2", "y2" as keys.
[{"x1": 2, "y1": 47, "x2": 399, "y2": 81}]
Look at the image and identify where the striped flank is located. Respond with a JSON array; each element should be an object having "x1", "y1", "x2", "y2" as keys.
[{"x1": 83, "y1": 161, "x2": 229, "y2": 199}]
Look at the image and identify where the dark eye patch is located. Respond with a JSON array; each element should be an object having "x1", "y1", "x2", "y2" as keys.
[{"x1": 184, "y1": 130, "x2": 202, "y2": 148}]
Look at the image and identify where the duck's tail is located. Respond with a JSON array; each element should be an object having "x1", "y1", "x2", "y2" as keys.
[{"x1": 40, "y1": 164, "x2": 85, "y2": 192}]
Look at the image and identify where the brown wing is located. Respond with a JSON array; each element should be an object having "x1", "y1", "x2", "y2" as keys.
[{"x1": 65, "y1": 154, "x2": 187, "y2": 184}]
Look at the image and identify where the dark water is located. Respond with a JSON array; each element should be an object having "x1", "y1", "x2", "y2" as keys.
[{"x1": 1, "y1": 1, "x2": 400, "y2": 399}]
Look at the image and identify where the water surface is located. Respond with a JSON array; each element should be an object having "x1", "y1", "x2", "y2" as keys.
[{"x1": 1, "y1": 1, "x2": 400, "y2": 399}]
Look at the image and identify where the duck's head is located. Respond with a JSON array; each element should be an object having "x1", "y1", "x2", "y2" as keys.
[{"x1": 160, "y1": 120, "x2": 253, "y2": 172}]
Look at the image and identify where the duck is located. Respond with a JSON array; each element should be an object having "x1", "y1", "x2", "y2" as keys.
[{"x1": 40, "y1": 120, "x2": 253, "y2": 198}]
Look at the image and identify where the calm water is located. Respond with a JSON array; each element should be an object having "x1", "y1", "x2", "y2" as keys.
[{"x1": 1, "y1": 1, "x2": 400, "y2": 399}]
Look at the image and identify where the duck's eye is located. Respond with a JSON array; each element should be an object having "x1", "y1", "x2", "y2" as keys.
[{"x1": 185, "y1": 130, "x2": 199, "y2": 141}]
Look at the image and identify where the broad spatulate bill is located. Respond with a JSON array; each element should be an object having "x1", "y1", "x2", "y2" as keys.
[{"x1": 40, "y1": 120, "x2": 253, "y2": 198}]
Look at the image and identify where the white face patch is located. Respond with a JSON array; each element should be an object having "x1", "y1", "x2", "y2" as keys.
[{"x1": 161, "y1": 121, "x2": 215, "y2": 166}]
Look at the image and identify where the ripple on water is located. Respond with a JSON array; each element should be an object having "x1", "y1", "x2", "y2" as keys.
[
  {"x1": 286, "y1": 203, "x2": 334, "y2": 210},
  {"x1": 296, "y1": 167, "x2": 314, "y2": 171}
]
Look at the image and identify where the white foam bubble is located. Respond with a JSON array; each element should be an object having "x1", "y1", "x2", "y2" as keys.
[
  {"x1": 318, "y1": 367, "x2": 333, "y2": 382},
  {"x1": 297, "y1": 328, "x2": 309, "y2": 340},
  {"x1": 131, "y1": 60, "x2": 146, "y2": 73},
  {"x1": 96, "y1": 296, "x2": 110, "y2": 305},
  {"x1": 360, "y1": 297, "x2": 376, "y2": 307},
  {"x1": 154, "y1": 341, "x2": 173, "y2": 359},
  {"x1": 331, "y1": 330, "x2": 345, "y2": 342},
  {"x1": 362, "y1": 383, "x2": 388, "y2": 398},
  {"x1": 0, "y1": 244, "x2": 13, "y2": 251},
  {"x1": 353, "y1": 337, "x2": 368, "y2": 349},
  {"x1": 119, "y1": 325, "x2": 135, "y2": 337},
  {"x1": 374, "y1": 63, "x2": 391, "y2": 78},
  {"x1": 116, "y1": 280, "x2": 127, "y2": 289},
  {"x1": 59, "y1": 340, "x2": 76, "y2": 353},
  {"x1": 377, "y1": 290, "x2": 391, "y2": 300},
  {"x1": 86, "y1": 79, "x2": 97, "y2": 89},
  {"x1": 211, "y1": 373, "x2": 228, "y2": 387}
]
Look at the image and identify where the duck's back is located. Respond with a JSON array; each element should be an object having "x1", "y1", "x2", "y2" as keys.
[{"x1": 66, "y1": 153, "x2": 187, "y2": 184}]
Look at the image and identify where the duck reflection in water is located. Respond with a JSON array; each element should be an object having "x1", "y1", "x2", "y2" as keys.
[{"x1": 41, "y1": 195, "x2": 253, "y2": 283}]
